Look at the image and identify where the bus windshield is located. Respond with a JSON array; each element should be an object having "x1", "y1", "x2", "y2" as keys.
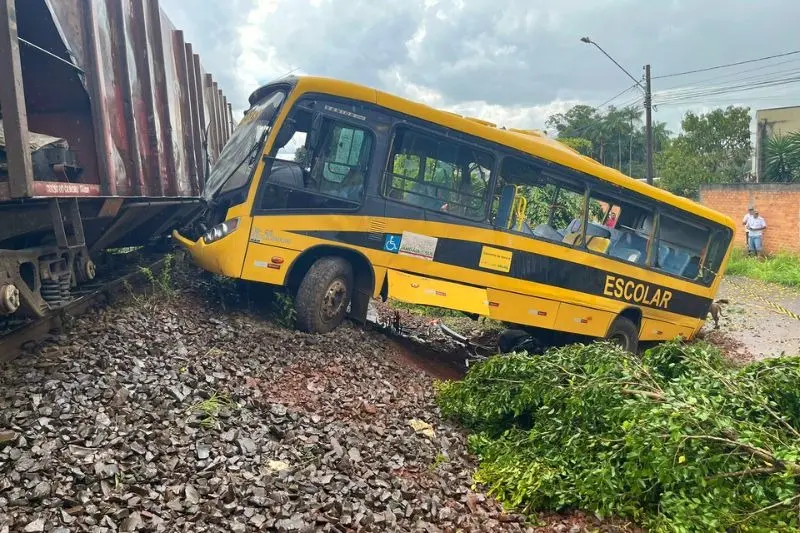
[{"x1": 202, "y1": 90, "x2": 286, "y2": 201}]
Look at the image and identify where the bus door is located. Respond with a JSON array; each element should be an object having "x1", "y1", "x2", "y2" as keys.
[{"x1": 243, "y1": 97, "x2": 384, "y2": 284}]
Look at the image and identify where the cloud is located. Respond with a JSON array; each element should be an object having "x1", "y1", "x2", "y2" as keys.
[{"x1": 161, "y1": 0, "x2": 800, "y2": 132}]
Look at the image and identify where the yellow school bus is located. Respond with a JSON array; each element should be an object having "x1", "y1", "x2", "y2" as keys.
[{"x1": 173, "y1": 76, "x2": 735, "y2": 352}]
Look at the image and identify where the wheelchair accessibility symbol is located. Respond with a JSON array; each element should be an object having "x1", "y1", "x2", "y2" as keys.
[{"x1": 383, "y1": 234, "x2": 401, "y2": 253}]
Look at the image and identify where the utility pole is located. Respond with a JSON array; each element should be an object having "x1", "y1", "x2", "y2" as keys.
[
  {"x1": 644, "y1": 64, "x2": 654, "y2": 185},
  {"x1": 581, "y1": 37, "x2": 656, "y2": 185}
]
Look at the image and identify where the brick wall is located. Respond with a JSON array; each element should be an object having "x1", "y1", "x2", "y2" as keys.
[{"x1": 699, "y1": 184, "x2": 800, "y2": 254}]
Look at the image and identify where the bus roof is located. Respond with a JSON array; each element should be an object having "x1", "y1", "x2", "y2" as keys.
[{"x1": 260, "y1": 76, "x2": 735, "y2": 229}]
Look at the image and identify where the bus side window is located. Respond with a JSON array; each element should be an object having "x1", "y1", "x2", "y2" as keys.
[
  {"x1": 585, "y1": 193, "x2": 654, "y2": 263},
  {"x1": 313, "y1": 122, "x2": 372, "y2": 201},
  {"x1": 257, "y1": 104, "x2": 374, "y2": 211},
  {"x1": 383, "y1": 127, "x2": 492, "y2": 220},
  {"x1": 702, "y1": 229, "x2": 732, "y2": 285},
  {"x1": 654, "y1": 215, "x2": 710, "y2": 280},
  {"x1": 490, "y1": 157, "x2": 586, "y2": 247}
]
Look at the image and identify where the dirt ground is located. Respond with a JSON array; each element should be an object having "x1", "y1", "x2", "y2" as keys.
[
  {"x1": 0, "y1": 265, "x2": 637, "y2": 533},
  {"x1": 701, "y1": 276, "x2": 800, "y2": 362}
]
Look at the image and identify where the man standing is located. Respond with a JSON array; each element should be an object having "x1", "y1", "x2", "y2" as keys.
[
  {"x1": 742, "y1": 206, "x2": 754, "y2": 254},
  {"x1": 747, "y1": 209, "x2": 767, "y2": 258}
]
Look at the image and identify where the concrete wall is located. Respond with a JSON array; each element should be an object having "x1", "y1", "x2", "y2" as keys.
[
  {"x1": 699, "y1": 183, "x2": 800, "y2": 254},
  {"x1": 757, "y1": 106, "x2": 800, "y2": 137},
  {"x1": 755, "y1": 106, "x2": 800, "y2": 181}
]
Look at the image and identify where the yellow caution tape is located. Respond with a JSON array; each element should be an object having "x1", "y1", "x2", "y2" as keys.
[{"x1": 725, "y1": 278, "x2": 800, "y2": 321}]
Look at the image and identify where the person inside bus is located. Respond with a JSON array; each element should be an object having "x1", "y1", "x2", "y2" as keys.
[
  {"x1": 338, "y1": 167, "x2": 364, "y2": 201},
  {"x1": 409, "y1": 161, "x2": 451, "y2": 211},
  {"x1": 409, "y1": 179, "x2": 446, "y2": 210},
  {"x1": 449, "y1": 172, "x2": 483, "y2": 217}
]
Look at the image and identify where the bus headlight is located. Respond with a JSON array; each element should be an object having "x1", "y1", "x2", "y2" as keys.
[{"x1": 203, "y1": 218, "x2": 240, "y2": 244}]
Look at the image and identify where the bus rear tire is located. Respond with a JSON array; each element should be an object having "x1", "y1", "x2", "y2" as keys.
[
  {"x1": 498, "y1": 329, "x2": 531, "y2": 353},
  {"x1": 295, "y1": 256, "x2": 353, "y2": 334},
  {"x1": 606, "y1": 316, "x2": 639, "y2": 353}
]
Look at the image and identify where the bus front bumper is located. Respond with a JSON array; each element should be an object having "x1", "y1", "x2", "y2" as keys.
[{"x1": 172, "y1": 229, "x2": 242, "y2": 278}]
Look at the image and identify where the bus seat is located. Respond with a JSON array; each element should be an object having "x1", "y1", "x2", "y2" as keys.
[
  {"x1": 268, "y1": 161, "x2": 305, "y2": 188},
  {"x1": 661, "y1": 249, "x2": 691, "y2": 275},
  {"x1": 683, "y1": 256, "x2": 701, "y2": 279},
  {"x1": 496, "y1": 184, "x2": 516, "y2": 228},
  {"x1": 565, "y1": 218, "x2": 582, "y2": 234},
  {"x1": 563, "y1": 221, "x2": 611, "y2": 247},
  {"x1": 533, "y1": 223, "x2": 563, "y2": 241},
  {"x1": 609, "y1": 247, "x2": 642, "y2": 263},
  {"x1": 609, "y1": 230, "x2": 648, "y2": 263},
  {"x1": 587, "y1": 223, "x2": 611, "y2": 239},
  {"x1": 562, "y1": 232, "x2": 582, "y2": 246},
  {"x1": 586, "y1": 235, "x2": 611, "y2": 254},
  {"x1": 520, "y1": 220, "x2": 534, "y2": 235},
  {"x1": 657, "y1": 244, "x2": 671, "y2": 267}
]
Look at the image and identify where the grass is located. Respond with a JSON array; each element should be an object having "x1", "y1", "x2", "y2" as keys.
[
  {"x1": 389, "y1": 299, "x2": 468, "y2": 319},
  {"x1": 725, "y1": 248, "x2": 800, "y2": 288},
  {"x1": 189, "y1": 391, "x2": 237, "y2": 429}
]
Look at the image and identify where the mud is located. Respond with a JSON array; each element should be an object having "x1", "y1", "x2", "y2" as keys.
[{"x1": 702, "y1": 276, "x2": 800, "y2": 361}]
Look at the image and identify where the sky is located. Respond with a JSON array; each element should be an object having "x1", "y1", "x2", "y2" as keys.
[{"x1": 161, "y1": 0, "x2": 800, "y2": 137}]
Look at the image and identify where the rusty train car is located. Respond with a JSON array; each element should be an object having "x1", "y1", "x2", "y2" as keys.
[{"x1": 0, "y1": 0, "x2": 233, "y2": 318}]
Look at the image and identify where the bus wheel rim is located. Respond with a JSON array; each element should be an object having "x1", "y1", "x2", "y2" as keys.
[
  {"x1": 322, "y1": 279, "x2": 347, "y2": 321},
  {"x1": 609, "y1": 333, "x2": 628, "y2": 349}
]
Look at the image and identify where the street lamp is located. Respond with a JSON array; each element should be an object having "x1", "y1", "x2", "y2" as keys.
[{"x1": 580, "y1": 36, "x2": 654, "y2": 185}]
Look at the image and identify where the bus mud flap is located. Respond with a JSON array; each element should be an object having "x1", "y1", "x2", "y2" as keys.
[{"x1": 385, "y1": 270, "x2": 489, "y2": 316}]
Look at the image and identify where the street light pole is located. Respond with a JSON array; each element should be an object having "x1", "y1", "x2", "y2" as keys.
[{"x1": 580, "y1": 37, "x2": 654, "y2": 185}]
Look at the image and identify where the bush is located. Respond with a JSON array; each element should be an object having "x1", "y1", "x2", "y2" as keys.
[
  {"x1": 436, "y1": 341, "x2": 800, "y2": 532},
  {"x1": 725, "y1": 249, "x2": 800, "y2": 288}
]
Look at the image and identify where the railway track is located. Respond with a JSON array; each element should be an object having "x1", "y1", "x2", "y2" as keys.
[{"x1": 0, "y1": 250, "x2": 170, "y2": 363}]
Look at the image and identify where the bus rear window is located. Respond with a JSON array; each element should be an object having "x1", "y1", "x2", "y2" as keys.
[{"x1": 655, "y1": 215, "x2": 709, "y2": 282}]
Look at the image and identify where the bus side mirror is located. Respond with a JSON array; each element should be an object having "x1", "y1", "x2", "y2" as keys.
[{"x1": 274, "y1": 118, "x2": 297, "y2": 150}]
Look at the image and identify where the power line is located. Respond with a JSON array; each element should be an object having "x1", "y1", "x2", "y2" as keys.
[
  {"x1": 655, "y1": 94, "x2": 800, "y2": 108},
  {"x1": 616, "y1": 95, "x2": 645, "y2": 109},
  {"x1": 656, "y1": 56, "x2": 800, "y2": 91},
  {"x1": 653, "y1": 49, "x2": 800, "y2": 79},
  {"x1": 654, "y1": 71, "x2": 800, "y2": 100},
  {"x1": 655, "y1": 66, "x2": 800, "y2": 98},
  {"x1": 654, "y1": 75, "x2": 800, "y2": 105},
  {"x1": 596, "y1": 83, "x2": 640, "y2": 109},
  {"x1": 655, "y1": 80, "x2": 800, "y2": 106}
]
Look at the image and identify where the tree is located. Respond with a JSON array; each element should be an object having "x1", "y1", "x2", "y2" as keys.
[
  {"x1": 546, "y1": 104, "x2": 662, "y2": 181},
  {"x1": 546, "y1": 105, "x2": 601, "y2": 138},
  {"x1": 657, "y1": 106, "x2": 752, "y2": 198},
  {"x1": 558, "y1": 137, "x2": 593, "y2": 156},
  {"x1": 294, "y1": 146, "x2": 310, "y2": 166},
  {"x1": 680, "y1": 106, "x2": 752, "y2": 183},
  {"x1": 656, "y1": 139, "x2": 713, "y2": 198},
  {"x1": 763, "y1": 131, "x2": 800, "y2": 183}
]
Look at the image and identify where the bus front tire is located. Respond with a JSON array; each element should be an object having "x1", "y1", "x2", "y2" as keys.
[
  {"x1": 295, "y1": 256, "x2": 353, "y2": 334},
  {"x1": 606, "y1": 316, "x2": 639, "y2": 353}
]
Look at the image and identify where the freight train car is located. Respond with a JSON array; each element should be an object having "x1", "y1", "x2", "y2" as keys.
[{"x1": 0, "y1": 0, "x2": 233, "y2": 318}]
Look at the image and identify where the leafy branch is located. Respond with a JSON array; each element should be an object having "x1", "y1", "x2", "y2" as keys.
[{"x1": 436, "y1": 340, "x2": 800, "y2": 531}]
